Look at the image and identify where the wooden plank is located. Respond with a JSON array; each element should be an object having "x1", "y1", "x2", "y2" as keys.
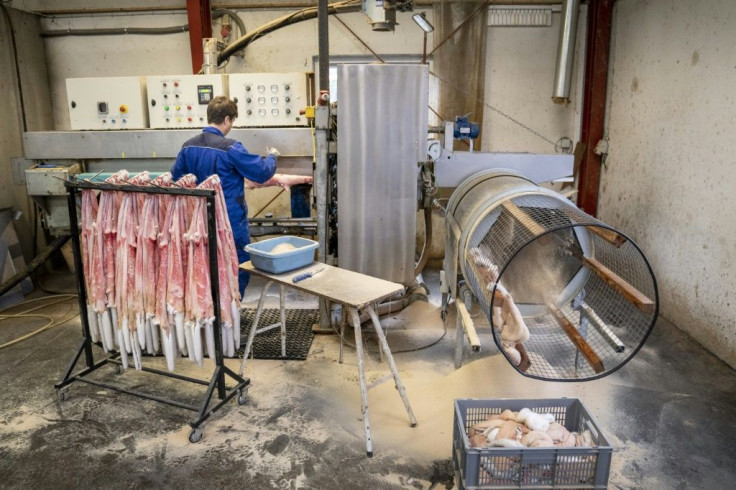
[
  {"x1": 589, "y1": 226, "x2": 627, "y2": 248},
  {"x1": 547, "y1": 302, "x2": 605, "y2": 374},
  {"x1": 581, "y1": 256, "x2": 655, "y2": 314},
  {"x1": 502, "y1": 201, "x2": 546, "y2": 236},
  {"x1": 242, "y1": 261, "x2": 403, "y2": 309},
  {"x1": 456, "y1": 300, "x2": 481, "y2": 351}
]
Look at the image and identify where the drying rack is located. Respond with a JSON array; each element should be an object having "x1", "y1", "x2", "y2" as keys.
[{"x1": 55, "y1": 178, "x2": 249, "y2": 443}]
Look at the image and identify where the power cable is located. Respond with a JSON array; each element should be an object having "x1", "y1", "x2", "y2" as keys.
[
  {"x1": 0, "y1": 295, "x2": 79, "y2": 350},
  {"x1": 332, "y1": 308, "x2": 448, "y2": 355}
]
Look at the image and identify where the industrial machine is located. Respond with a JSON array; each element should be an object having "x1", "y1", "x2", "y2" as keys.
[
  {"x1": 229, "y1": 72, "x2": 313, "y2": 127},
  {"x1": 443, "y1": 169, "x2": 657, "y2": 380},
  {"x1": 25, "y1": 163, "x2": 82, "y2": 235},
  {"x1": 362, "y1": 0, "x2": 414, "y2": 31},
  {"x1": 66, "y1": 77, "x2": 148, "y2": 130},
  {"x1": 147, "y1": 74, "x2": 227, "y2": 129}
]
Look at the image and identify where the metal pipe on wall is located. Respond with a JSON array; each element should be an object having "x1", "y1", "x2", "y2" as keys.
[
  {"x1": 28, "y1": 1, "x2": 564, "y2": 15},
  {"x1": 552, "y1": 0, "x2": 580, "y2": 103},
  {"x1": 318, "y1": 0, "x2": 329, "y2": 92}
]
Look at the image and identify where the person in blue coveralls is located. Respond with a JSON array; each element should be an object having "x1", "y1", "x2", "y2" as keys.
[{"x1": 171, "y1": 95, "x2": 278, "y2": 297}]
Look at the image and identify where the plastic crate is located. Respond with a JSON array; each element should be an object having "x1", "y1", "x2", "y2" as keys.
[
  {"x1": 453, "y1": 398, "x2": 612, "y2": 490},
  {"x1": 245, "y1": 236, "x2": 318, "y2": 274}
]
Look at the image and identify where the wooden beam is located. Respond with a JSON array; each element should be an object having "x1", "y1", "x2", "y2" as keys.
[
  {"x1": 589, "y1": 226, "x2": 627, "y2": 248},
  {"x1": 581, "y1": 255, "x2": 655, "y2": 314},
  {"x1": 502, "y1": 201, "x2": 545, "y2": 236},
  {"x1": 456, "y1": 300, "x2": 481, "y2": 352},
  {"x1": 547, "y1": 302, "x2": 605, "y2": 374}
]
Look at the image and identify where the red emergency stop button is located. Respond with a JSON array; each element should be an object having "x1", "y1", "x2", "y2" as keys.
[
  {"x1": 119, "y1": 104, "x2": 128, "y2": 114},
  {"x1": 174, "y1": 81, "x2": 179, "y2": 87},
  {"x1": 187, "y1": 105, "x2": 192, "y2": 110}
]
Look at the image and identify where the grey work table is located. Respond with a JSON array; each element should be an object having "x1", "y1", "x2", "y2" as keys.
[{"x1": 239, "y1": 261, "x2": 416, "y2": 457}]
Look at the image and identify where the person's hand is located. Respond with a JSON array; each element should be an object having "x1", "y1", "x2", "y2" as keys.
[{"x1": 267, "y1": 147, "x2": 281, "y2": 157}]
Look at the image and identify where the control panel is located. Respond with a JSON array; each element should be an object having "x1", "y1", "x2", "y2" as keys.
[
  {"x1": 229, "y1": 72, "x2": 312, "y2": 127},
  {"x1": 147, "y1": 74, "x2": 227, "y2": 129},
  {"x1": 66, "y1": 77, "x2": 148, "y2": 130}
]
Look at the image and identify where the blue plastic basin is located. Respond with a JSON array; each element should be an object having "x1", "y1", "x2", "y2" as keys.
[{"x1": 245, "y1": 236, "x2": 318, "y2": 274}]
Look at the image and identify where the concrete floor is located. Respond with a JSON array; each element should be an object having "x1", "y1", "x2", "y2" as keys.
[{"x1": 0, "y1": 269, "x2": 734, "y2": 489}]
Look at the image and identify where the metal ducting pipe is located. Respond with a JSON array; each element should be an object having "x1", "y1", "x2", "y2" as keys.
[
  {"x1": 552, "y1": 0, "x2": 580, "y2": 103},
  {"x1": 444, "y1": 169, "x2": 658, "y2": 381}
]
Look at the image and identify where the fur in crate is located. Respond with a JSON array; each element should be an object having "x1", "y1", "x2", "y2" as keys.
[{"x1": 468, "y1": 408, "x2": 595, "y2": 448}]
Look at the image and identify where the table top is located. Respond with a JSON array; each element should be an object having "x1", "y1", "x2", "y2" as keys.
[{"x1": 241, "y1": 261, "x2": 404, "y2": 309}]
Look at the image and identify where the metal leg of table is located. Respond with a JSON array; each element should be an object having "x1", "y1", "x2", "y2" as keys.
[
  {"x1": 279, "y1": 285, "x2": 287, "y2": 357},
  {"x1": 455, "y1": 305, "x2": 464, "y2": 369},
  {"x1": 377, "y1": 310, "x2": 384, "y2": 363},
  {"x1": 238, "y1": 280, "x2": 273, "y2": 377},
  {"x1": 365, "y1": 306, "x2": 417, "y2": 427},
  {"x1": 339, "y1": 306, "x2": 346, "y2": 364},
  {"x1": 349, "y1": 307, "x2": 373, "y2": 457}
]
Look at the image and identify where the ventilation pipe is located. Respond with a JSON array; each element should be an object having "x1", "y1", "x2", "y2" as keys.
[{"x1": 552, "y1": 0, "x2": 580, "y2": 103}]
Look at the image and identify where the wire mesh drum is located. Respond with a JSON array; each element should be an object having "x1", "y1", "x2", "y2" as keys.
[{"x1": 445, "y1": 170, "x2": 658, "y2": 381}]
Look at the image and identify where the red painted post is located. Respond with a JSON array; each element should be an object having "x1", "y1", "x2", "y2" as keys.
[
  {"x1": 186, "y1": 0, "x2": 212, "y2": 74},
  {"x1": 577, "y1": 0, "x2": 613, "y2": 217}
]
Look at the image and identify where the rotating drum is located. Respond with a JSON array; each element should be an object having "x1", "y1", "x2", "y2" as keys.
[{"x1": 444, "y1": 170, "x2": 658, "y2": 381}]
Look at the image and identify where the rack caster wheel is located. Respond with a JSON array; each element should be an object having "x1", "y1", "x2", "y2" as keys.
[
  {"x1": 113, "y1": 364, "x2": 123, "y2": 375},
  {"x1": 188, "y1": 428, "x2": 203, "y2": 443},
  {"x1": 57, "y1": 389, "x2": 68, "y2": 402},
  {"x1": 237, "y1": 387, "x2": 249, "y2": 406}
]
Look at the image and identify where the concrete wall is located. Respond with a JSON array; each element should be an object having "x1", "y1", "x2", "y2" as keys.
[
  {"x1": 600, "y1": 0, "x2": 736, "y2": 368},
  {"x1": 481, "y1": 7, "x2": 586, "y2": 153},
  {"x1": 0, "y1": 7, "x2": 54, "y2": 261}
]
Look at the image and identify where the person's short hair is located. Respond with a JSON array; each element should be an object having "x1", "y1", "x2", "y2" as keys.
[{"x1": 207, "y1": 96, "x2": 238, "y2": 124}]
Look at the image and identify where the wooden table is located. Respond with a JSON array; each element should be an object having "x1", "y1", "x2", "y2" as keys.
[{"x1": 238, "y1": 261, "x2": 417, "y2": 456}]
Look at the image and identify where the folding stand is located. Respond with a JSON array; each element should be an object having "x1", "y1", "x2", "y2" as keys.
[
  {"x1": 239, "y1": 261, "x2": 417, "y2": 457},
  {"x1": 56, "y1": 179, "x2": 249, "y2": 443},
  {"x1": 238, "y1": 280, "x2": 287, "y2": 374}
]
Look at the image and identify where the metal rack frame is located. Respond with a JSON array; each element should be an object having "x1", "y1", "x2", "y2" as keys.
[{"x1": 55, "y1": 178, "x2": 249, "y2": 443}]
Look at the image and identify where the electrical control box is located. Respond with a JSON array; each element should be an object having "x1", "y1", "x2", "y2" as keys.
[
  {"x1": 66, "y1": 77, "x2": 148, "y2": 130},
  {"x1": 229, "y1": 72, "x2": 312, "y2": 128},
  {"x1": 147, "y1": 74, "x2": 228, "y2": 129}
]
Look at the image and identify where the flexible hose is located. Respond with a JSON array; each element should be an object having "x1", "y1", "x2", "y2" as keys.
[
  {"x1": 213, "y1": 8, "x2": 246, "y2": 39},
  {"x1": 0, "y1": 295, "x2": 79, "y2": 350},
  {"x1": 414, "y1": 207, "x2": 433, "y2": 277},
  {"x1": 218, "y1": 0, "x2": 360, "y2": 64}
]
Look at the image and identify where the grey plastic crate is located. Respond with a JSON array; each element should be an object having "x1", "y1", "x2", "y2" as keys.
[{"x1": 453, "y1": 398, "x2": 612, "y2": 489}]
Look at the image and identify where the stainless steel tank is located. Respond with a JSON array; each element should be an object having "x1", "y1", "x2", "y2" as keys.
[{"x1": 444, "y1": 169, "x2": 658, "y2": 381}]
